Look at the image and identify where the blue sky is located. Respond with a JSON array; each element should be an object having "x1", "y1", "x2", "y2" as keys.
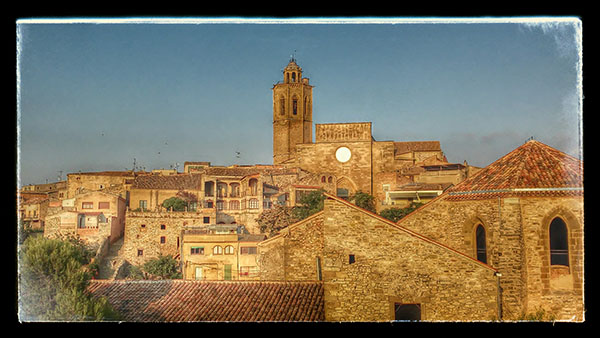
[{"x1": 16, "y1": 18, "x2": 582, "y2": 186}]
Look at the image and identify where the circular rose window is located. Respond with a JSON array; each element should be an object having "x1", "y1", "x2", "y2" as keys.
[{"x1": 335, "y1": 146, "x2": 352, "y2": 163}]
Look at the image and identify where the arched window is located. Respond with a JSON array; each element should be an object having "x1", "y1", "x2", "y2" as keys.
[
  {"x1": 550, "y1": 217, "x2": 569, "y2": 266},
  {"x1": 225, "y1": 245, "x2": 235, "y2": 255},
  {"x1": 249, "y1": 178, "x2": 258, "y2": 196},
  {"x1": 229, "y1": 200, "x2": 240, "y2": 210},
  {"x1": 321, "y1": 176, "x2": 326, "y2": 183},
  {"x1": 292, "y1": 98, "x2": 298, "y2": 115},
  {"x1": 291, "y1": 72, "x2": 296, "y2": 82},
  {"x1": 213, "y1": 246, "x2": 223, "y2": 255},
  {"x1": 328, "y1": 176, "x2": 333, "y2": 183},
  {"x1": 249, "y1": 198, "x2": 259, "y2": 209},
  {"x1": 280, "y1": 97, "x2": 285, "y2": 115},
  {"x1": 475, "y1": 225, "x2": 487, "y2": 264}
]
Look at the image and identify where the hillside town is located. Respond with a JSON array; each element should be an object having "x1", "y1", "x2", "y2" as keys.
[{"x1": 17, "y1": 59, "x2": 584, "y2": 322}]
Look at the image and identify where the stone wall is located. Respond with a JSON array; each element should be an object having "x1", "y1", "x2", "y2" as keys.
[
  {"x1": 396, "y1": 194, "x2": 584, "y2": 321},
  {"x1": 258, "y1": 196, "x2": 499, "y2": 321},
  {"x1": 258, "y1": 212, "x2": 324, "y2": 281},
  {"x1": 321, "y1": 198, "x2": 498, "y2": 321},
  {"x1": 122, "y1": 211, "x2": 207, "y2": 266},
  {"x1": 295, "y1": 141, "x2": 372, "y2": 194}
]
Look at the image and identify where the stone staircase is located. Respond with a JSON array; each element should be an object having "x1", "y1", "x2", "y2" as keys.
[{"x1": 97, "y1": 237, "x2": 126, "y2": 280}]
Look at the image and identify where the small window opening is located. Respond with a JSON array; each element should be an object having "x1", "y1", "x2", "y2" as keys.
[
  {"x1": 349, "y1": 254, "x2": 355, "y2": 264},
  {"x1": 476, "y1": 225, "x2": 487, "y2": 264}
]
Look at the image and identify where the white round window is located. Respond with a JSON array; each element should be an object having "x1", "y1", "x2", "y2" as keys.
[{"x1": 335, "y1": 146, "x2": 352, "y2": 163}]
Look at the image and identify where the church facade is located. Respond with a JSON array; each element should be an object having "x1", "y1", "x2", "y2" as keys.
[{"x1": 272, "y1": 58, "x2": 473, "y2": 211}]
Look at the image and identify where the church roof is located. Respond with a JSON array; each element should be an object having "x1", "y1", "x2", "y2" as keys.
[
  {"x1": 444, "y1": 140, "x2": 583, "y2": 200},
  {"x1": 88, "y1": 280, "x2": 324, "y2": 322},
  {"x1": 394, "y1": 141, "x2": 441, "y2": 155}
]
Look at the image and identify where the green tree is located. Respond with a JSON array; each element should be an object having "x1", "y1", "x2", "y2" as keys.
[
  {"x1": 379, "y1": 202, "x2": 424, "y2": 223},
  {"x1": 292, "y1": 189, "x2": 326, "y2": 220},
  {"x1": 162, "y1": 197, "x2": 188, "y2": 211},
  {"x1": 142, "y1": 255, "x2": 182, "y2": 279},
  {"x1": 18, "y1": 236, "x2": 120, "y2": 321},
  {"x1": 256, "y1": 205, "x2": 300, "y2": 237},
  {"x1": 349, "y1": 191, "x2": 376, "y2": 213}
]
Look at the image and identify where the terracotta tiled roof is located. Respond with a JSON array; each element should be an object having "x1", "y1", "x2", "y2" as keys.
[
  {"x1": 132, "y1": 174, "x2": 202, "y2": 190},
  {"x1": 394, "y1": 141, "x2": 441, "y2": 154},
  {"x1": 88, "y1": 280, "x2": 324, "y2": 322},
  {"x1": 445, "y1": 140, "x2": 583, "y2": 200}
]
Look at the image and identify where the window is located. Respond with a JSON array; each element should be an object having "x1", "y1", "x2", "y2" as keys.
[
  {"x1": 240, "y1": 247, "x2": 257, "y2": 255},
  {"x1": 216, "y1": 200, "x2": 225, "y2": 210},
  {"x1": 160, "y1": 224, "x2": 166, "y2": 230},
  {"x1": 137, "y1": 249, "x2": 143, "y2": 257},
  {"x1": 550, "y1": 217, "x2": 569, "y2": 266},
  {"x1": 349, "y1": 254, "x2": 356, "y2": 264},
  {"x1": 249, "y1": 198, "x2": 259, "y2": 209},
  {"x1": 249, "y1": 179, "x2": 258, "y2": 196},
  {"x1": 98, "y1": 202, "x2": 110, "y2": 209},
  {"x1": 321, "y1": 176, "x2": 326, "y2": 183},
  {"x1": 280, "y1": 98, "x2": 285, "y2": 115},
  {"x1": 205, "y1": 181, "x2": 215, "y2": 197},
  {"x1": 160, "y1": 236, "x2": 166, "y2": 244},
  {"x1": 82, "y1": 202, "x2": 93, "y2": 209},
  {"x1": 213, "y1": 246, "x2": 223, "y2": 255},
  {"x1": 140, "y1": 224, "x2": 146, "y2": 229},
  {"x1": 328, "y1": 176, "x2": 333, "y2": 183},
  {"x1": 292, "y1": 98, "x2": 298, "y2": 115},
  {"x1": 229, "y1": 200, "x2": 240, "y2": 210},
  {"x1": 191, "y1": 247, "x2": 204, "y2": 255},
  {"x1": 394, "y1": 304, "x2": 421, "y2": 321},
  {"x1": 475, "y1": 225, "x2": 487, "y2": 264},
  {"x1": 225, "y1": 245, "x2": 235, "y2": 255},
  {"x1": 139, "y1": 200, "x2": 148, "y2": 210},
  {"x1": 203, "y1": 216, "x2": 210, "y2": 224},
  {"x1": 230, "y1": 183, "x2": 240, "y2": 197},
  {"x1": 195, "y1": 267, "x2": 203, "y2": 280}
]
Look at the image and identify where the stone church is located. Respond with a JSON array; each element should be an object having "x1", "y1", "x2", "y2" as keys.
[{"x1": 272, "y1": 58, "x2": 476, "y2": 210}]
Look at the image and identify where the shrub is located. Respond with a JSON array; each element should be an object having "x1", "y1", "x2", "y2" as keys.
[{"x1": 18, "y1": 236, "x2": 120, "y2": 321}]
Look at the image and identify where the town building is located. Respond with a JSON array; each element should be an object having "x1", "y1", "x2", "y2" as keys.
[
  {"x1": 44, "y1": 190, "x2": 126, "y2": 247},
  {"x1": 181, "y1": 225, "x2": 265, "y2": 281},
  {"x1": 393, "y1": 139, "x2": 584, "y2": 321},
  {"x1": 257, "y1": 192, "x2": 500, "y2": 321}
]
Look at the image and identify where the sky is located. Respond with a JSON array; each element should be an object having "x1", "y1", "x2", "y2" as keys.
[{"x1": 16, "y1": 18, "x2": 583, "y2": 187}]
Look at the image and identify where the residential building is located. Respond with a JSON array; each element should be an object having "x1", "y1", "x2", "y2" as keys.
[
  {"x1": 44, "y1": 190, "x2": 126, "y2": 247},
  {"x1": 181, "y1": 225, "x2": 265, "y2": 281}
]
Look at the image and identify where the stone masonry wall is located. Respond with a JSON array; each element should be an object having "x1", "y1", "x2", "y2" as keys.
[
  {"x1": 321, "y1": 198, "x2": 498, "y2": 321},
  {"x1": 397, "y1": 194, "x2": 584, "y2": 321},
  {"x1": 258, "y1": 212, "x2": 324, "y2": 281},
  {"x1": 123, "y1": 211, "x2": 206, "y2": 266}
]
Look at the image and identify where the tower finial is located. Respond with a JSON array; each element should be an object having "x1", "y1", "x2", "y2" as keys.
[{"x1": 290, "y1": 49, "x2": 297, "y2": 62}]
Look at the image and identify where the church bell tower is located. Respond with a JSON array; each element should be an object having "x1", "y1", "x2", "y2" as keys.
[{"x1": 272, "y1": 57, "x2": 313, "y2": 164}]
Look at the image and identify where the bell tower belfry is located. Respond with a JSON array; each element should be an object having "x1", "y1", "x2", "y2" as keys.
[{"x1": 272, "y1": 57, "x2": 313, "y2": 164}]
